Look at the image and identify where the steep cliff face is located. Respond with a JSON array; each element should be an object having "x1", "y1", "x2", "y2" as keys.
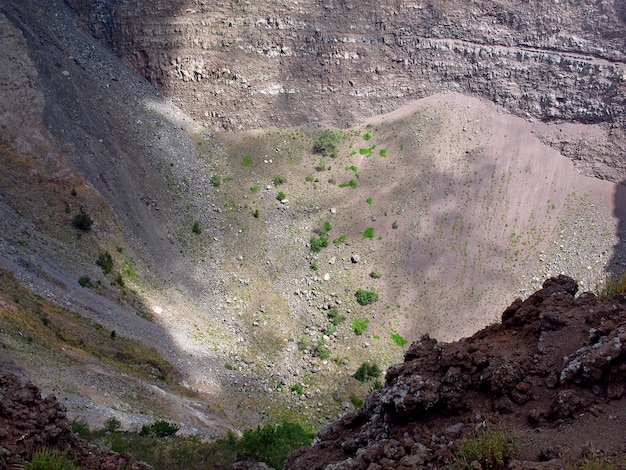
[
  {"x1": 66, "y1": 0, "x2": 626, "y2": 181},
  {"x1": 286, "y1": 276, "x2": 626, "y2": 469}
]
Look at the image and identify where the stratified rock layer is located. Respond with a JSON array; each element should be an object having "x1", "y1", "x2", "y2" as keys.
[
  {"x1": 286, "y1": 276, "x2": 626, "y2": 469},
  {"x1": 64, "y1": 0, "x2": 626, "y2": 181}
]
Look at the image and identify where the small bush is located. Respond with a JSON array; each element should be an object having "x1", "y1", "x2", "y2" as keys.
[
  {"x1": 328, "y1": 307, "x2": 346, "y2": 326},
  {"x1": 369, "y1": 268, "x2": 382, "y2": 279},
  {"x1": 26, "y1": 447, "x2": 79, "y2": 470},
  {"x1": 241, "y1": 156, "x2": 254, "y2": 167},
  {"x1": 96, "y1": 252, "x2": 113, "y2": 274},
  {"x1": 350, "y1": 393, "x2": 364, "y2": 407},
  {"x1": 321, "y1": 221, "x2": 332, "y2": 234},
  {"x1": 310, "y1": 235, "x2": 328, "y2": 252},
  {"x1": 365, "y1": 197, "x2": 373, "y2": 205},
  {"x1": 238, "y1": 421, "x2": 315, "y2": 470},
  {"x1": 277, "y1": 191, "x2": 286, "y2": 201},
  {"x1": 250, "y1": 185, "x2": 260, "y2": 193},
  {"x1": 104, "y1": 417, "x2": 121, "y2": 433},
  {"x1": 452, "y1": 428, "x2": 520, "y2": 470},
  {"x1": 333, "y1": 234, "x2": 347, "y2": 245},
  {"x1": 71, "y1": 418, "x2": 92, "y2": 440},
  {"x1": 315, "y1": 338, "x2": 331, "y2": 359},
  {"x1": 211, "y1": 174, "x2": 221, "y2": 187},
  {"x1": 339, "y1": 179, "x2": 357, "y2": 188},
  {"x1": 114, "y1": 273, "x2": 125, "y2": 288},
  {"x1": 325, "y1": 324, "x2": 337, "y2": 336},
  {"x1": 363, "y1": 132, "x2": 371, "y2": 141},
  {"x1": 392, "y1": 220, "x2": 399, "y2": 229},
  {"x1": 353, "y1": 361, "x2": 381, "y2": 382},
  {"x1": 363, "y1": 227, "x2": 375, "y2": 239},
  {"x1": 290, "y1": 383, "x2": 304, "y2": 395},
  {"x1": 273, "y1": 175, "x2": 287, "y2": 186},
  {"x1": 314, "y1": 129, "x2": 342, "y2": 158},
  {"x1": 140, "y1": 420, "x2": 179, "y2": 438},
  {"x1": 355, "y1": 288, "x2": 378, "y2": 306},
  {"x1": 351, "y1": 318, "x2": 370, "y2": 335},
  {"x1": 72, "y1": 211, "x2": 93, "y2": 231},
  {"x1": 78, "y1": 276, "x2": 92, "y2": 288},
  {"x1": 192, "y1": 220, "x2": 202, "y2": 234}
]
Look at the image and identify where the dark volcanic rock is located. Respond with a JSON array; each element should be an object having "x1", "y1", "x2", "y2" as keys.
[
  {"x1": 0, "y1": 366, "x2": 151, "y2": 470},
  {"x1": 285, "y1": 276, "x2": 626, "y2": 469}
]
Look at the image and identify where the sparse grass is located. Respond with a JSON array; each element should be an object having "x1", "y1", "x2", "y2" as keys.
[
  {"x1": 250, "y1": 185, "x2": 260, "y2": 192},
  {"x1": 451, "y1": 427, "x2": 521, "y2": 470},
  {"x1": 273, "y1": 175, "x2": 287, "y2": 186},
  {"x1": 595, "y1": 272, "x2": 626, "y2": 297},
  {"x1": 333, "y1": 234, "x2": 347, "y2": 245},
  {"x1": 25, "y1": 447, "x2": 80, "y2": 470},
  {"x1": 241, "y1": 156, "x2": 254, "y2": 167},
  {"x1": 350, "y1": 393, "x2": 364, "y2": 407}
]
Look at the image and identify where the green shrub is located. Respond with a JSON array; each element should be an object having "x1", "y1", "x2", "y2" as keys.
[
  {"x1": 104, "y1": 417, "x2": 121, "y2": 433},
  {"x1": 250, "y1": 185, "x2": 260, "y2": 193},
  {"x1": 351, "y1": 318, "x2": 370, "y2": 335},
  {"x1": 310, "y1": 235, "x2": 328, "y2": 252},
  {"x1": 71, "y1": 418, "x2": 92, "y2": 440},
  {"x1": 325, "y1": 324, "x2": 337, "y2": 336},
  {"x1": 290, "y1": 383, "x2": 304, "y2": 395},
  {"x1": 355, "y1": 288, "x2": 378, "y2": 306},
  {"x1": 72, "y1": 211, "x2": 93, "y2": 231},
  {"x1": 315, "y1": 338, "x2": 331, "y2": 359},
  {"x1": 392, "y1": 220, "x2": 399, "y2": 229},
  {"x1": 350, "y1": 393, "x2": 364, "y2": 407},
  {"x1": 353, "y1": 361, "x2": 381, "y2": 382},
  {"x1": 391, "y1": 332, "x2": 407, "y2": 346},
  {"x1": 277, "y1": 191, "x2": 286, "y2": 201},
  {"x1": 328, "y1": 307, "x2": 346, "y2": 326},
  {"x1": 321, "y1": 221, "x2": 332, "y2": 234},
  {"x1": 369, "y1": 268, "x2": 382, "y2": 279},
  {"x1": 140, "y1": 420, "x2": 179, "y2": 438},
  {"x1": 241, "y1": 156, "x2": 253, "y2": 167},
  {"x1": 313, "y1": 129, "x2": 342, "y2": 158},
  {"x1": 211, "y1": 174, "x2": 221, "y2": 187},
  {"x1": 78, "y1": 276, "x2": 92, "y2": 288},
  {"x1": 451, "y1": 428, "x2": 520, "y2": 470},
  {"x1": 273, "y1": 175, "x2": 287, "y2": 186},
  {"x1": 363, "y1": 227, "x2": 375, "y2": 239},
  {"x1": 26, "y1": 447, "x2": 79, "y2": 470},
  {"x1": 192, "y1": 220, "x2": 202, "y2": 234},
  {"x1": 238, "y1": 422, "x2": 315, "y2": 470},
  {"x1": 339, "y1": 179, "x2": 357, "y2": 188},
  {"x1": 379, "y1": 149, "x2": 387, "y2": 157},
  {"x1": 363, "y1": 132, "x2": 371, "y2": 141},
  {"x1": 96, "y1": 252, "x2": 113, "y2": 274},
  {"x1": 333, "y1": 234, "x2": 347, "y2": 245},
  {"x1": 365, "y1": 197, "x2": 373, "y2": 205}
]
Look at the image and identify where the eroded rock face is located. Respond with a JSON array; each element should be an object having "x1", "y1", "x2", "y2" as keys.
[
  {"x1": 64, "y1": 0, "x2": 626, "y2": 181},
  {"x1": 0, "y1": 366, "x2": 151, "y2": 469},
  {"x1": 285, "y1": 276, "x2": 626, "y2": 469}
]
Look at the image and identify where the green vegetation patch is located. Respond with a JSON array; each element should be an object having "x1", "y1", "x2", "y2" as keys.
[
  {"x1": 310, "y1": 235, "x2": 329, "y2": 253},
  {"x1": 96, "y1": 252, "x2": 113, "y2": 274},
  {"x1": 72, "y1": 211, "x2": 93, "y2": 231},
  {"x1": 390, "y1": 332, "x2": 407, "y2": 346},
  {"x1": 351, "y1": 318, "x2": 370, "y2": 335},
  {"x1": 451, "y1": 428, "x2": 520, "y2": 470},
  {"x1": 314, "y1": 129, "x2": 342, "y2": 158},
  {"x1": 359, "y1": 145, "x2": 376, "y2": 156},
  {"x1": 363, "y1": 227, "x2": 375, "y2": 239},
  {"x1": 241, "y1": 155, "x2": 254, "y2": 167},
  {"x1": 355, "y1": 288, "x2": 378, "y2": 306},
  {"x1": 353, "y1": 361, "x2": 381, "y2": 382},
  {"x1": 328, "y1": 307, "x2": 346, "y2": 326}
]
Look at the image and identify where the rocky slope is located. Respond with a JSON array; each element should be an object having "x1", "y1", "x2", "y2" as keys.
[
  {"x1": 0, "y1": 363, "x2": 151, "y2": 469},
  {"x1": 65, "y1": 0, "x2": 626, "y2": 181},
  {"x1": 285, "y1": 275, "x2": 626, "y2": 469}
]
